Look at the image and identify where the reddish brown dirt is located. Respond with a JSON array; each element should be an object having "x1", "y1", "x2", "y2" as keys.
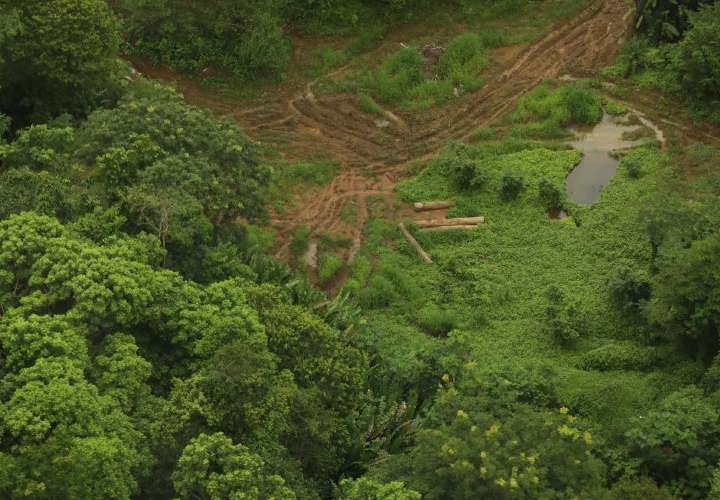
[{"x1": 134, "y1": 0, "x2": 632, "y2": 262}]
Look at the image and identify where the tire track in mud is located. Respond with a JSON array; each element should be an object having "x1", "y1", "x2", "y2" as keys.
[
  {"x1": 134, "y1": 0, "x2": 632, "y2": 263},
  {"x1": 266, "y1": 0, "x2": 631, "y2": 262}
]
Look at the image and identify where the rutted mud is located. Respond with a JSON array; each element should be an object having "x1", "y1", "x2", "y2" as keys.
[{"x1": 134, "y1": 0, "x2": 631, "y2": 262}]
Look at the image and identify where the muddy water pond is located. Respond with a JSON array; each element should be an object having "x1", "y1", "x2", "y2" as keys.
[{"x1": 565, "y1": 112, "x2": 651, "y2": 205}]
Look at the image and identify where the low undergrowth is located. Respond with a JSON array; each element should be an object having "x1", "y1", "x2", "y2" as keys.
[
  {"x1": 352, "y1": 32, "x2": 491, "y2": 111},
  {"x1": 267, "y1": 159, "x2": 341, "y2": 212},
  {"x1": 344, "y1": 84, "x2": 696, "y2": 475}
]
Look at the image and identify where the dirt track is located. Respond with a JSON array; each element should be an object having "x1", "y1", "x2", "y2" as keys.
[{"x1": 135, "y1": 0, "x2": 631, "y2": 262}]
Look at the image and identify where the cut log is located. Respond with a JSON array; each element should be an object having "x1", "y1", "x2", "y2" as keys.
[
  {"x1": 413, "y1": 201, "x2": 452, "y2": 212},
  {"x1": 420, "y1": 225, "x2": 479, "y2": 232},
  {"x1": 415, "y1": 217, "x2": 485, "y2": 228},
  {"x1": 398, "y1": 222, "x2": 432, "y2": 263}
]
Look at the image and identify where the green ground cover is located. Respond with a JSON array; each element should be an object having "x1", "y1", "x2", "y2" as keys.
[{"x1": 345, "y1": 84, "x2": 695, "y2": 450}]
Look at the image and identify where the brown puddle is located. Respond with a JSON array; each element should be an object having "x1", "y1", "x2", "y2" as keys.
[{"x1": 565, "y1": 112, "x2": 654, "y2": 205}]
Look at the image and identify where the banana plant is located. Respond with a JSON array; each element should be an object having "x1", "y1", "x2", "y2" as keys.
[{"x1": 635, "y1": 0, "x2": 711, "y2": 42}]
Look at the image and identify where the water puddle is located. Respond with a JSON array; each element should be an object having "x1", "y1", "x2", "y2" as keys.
[{"x1": 565, "y1": 111, "x2": 658, "y2": 205}]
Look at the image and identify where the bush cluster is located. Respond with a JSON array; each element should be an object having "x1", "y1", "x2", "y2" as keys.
[
  {"x1": 357, "y1": 32, "x2": 491, "y2": 110},
  {"x1": 610, "y1": 2, "x2": 720, "y2": 120}
]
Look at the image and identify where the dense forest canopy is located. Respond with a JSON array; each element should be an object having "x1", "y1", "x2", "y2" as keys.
[{"x1": 1, "y1": 0, "x2": 720, "y2": 498}]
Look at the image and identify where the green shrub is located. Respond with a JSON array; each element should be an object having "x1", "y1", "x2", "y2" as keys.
[
  {"x1": 318, "y1": 253, "x2": 344, "y2": 284},
  {"x1": 538, "y1": 178, "x2": 562, "y2": 210},
  {"x1": 358, "y1": 32, "x2": 490, "y2": 110},
  {"x1": 471, "y1": 127, "x2": 496, "y2": 141},
  {"x1": 476, "y1": 27, "x2": 510, "y2": 48},
  {"x1": 436, "y1": 33, "x2": 488, "y2": 91},
  {"x1": 359, "y1": 94, "x2": 385, "y2": 116},
  {"x1": 448, "y1": 160, "x2": 488, "y2": 191},
  {"x1": 608, "y1": 265, "x2": 651, "y2": 316},
  {"x1": 313, "y1": 46, "x2": 349, "y2": 74},
  {"x1": 500, "y1": 172, "x2": 525, "y2": 200},
  {"x1": 405, "y1": 80, "x2": 454, "y2": 110},
  {"x1": 626, "y1": 386, "x2": 720, "y2": 499},
  {"x1": 564, "y1": 85, "x2": 603, "y2": 125},
  {"x1": 346, "y1": 25, "x2": 388, "y2": 55},
  {"x1": 608, "y1": 36, "x2": 652, "y2": 78},
  {"x1": 290, "y1": 225, "x2": 311, "y2": 256},
  {"x1": 273, "y1": 160, "x2": 341, "y2": 197},
  {"x1": 545, "y1": 286, "x2": 585, "y2": 346},
  {"x1": 512, "y1": 84, "x2": 601, "y2": 129},
  {"x1": 415, "y1": 305, "x2": 458, "y2": 336},
  {"x1": 359, "y1": 47, "x2": 425, "y2": 104},
  {"x1": 350, "y1": 255, "x2": 372, "y2": 285},
  {"x1": 360, "y1": 275, "x2": 398, "y2": 309},
  {"x1": 609, "y1": 475, "x2": 675, "y2": 500},
  {"x1": 676, "y1": 3, "x2": 720, "y2": 102},
  {"x1": 476, "y1": 363, "x2": 560, "y2": 408},
  {"x1": 604, "y1": 99, "x2": 628, "y2": 116},
  {"x1": 319, "y1": 232, "x2": 352, "y2": 250},
  {"x1": 507, "y1": 121, "x2": 567, "y2": 140},
  {"x1": 577, "y1": 342, "x2": 660, "y2": 371},
  {"x1": 117, "y1": 1, "x2": 290, "y2": 80},
  {"x1": 338, "y1": 478, "x2": 421, "y2": 500}
]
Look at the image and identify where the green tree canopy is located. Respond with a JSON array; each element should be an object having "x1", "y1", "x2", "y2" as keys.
[
  {"x1": 172, "y1": 432, "x2": 296, "y2": 500},
  {"x1": 626, "y1": 386, "x2": 720, "y2": 498},
  {"x1": 371, "y1": 368, "x2": 608, "y2": 499},
  {"x1": 0, "y1": 0, "x2": 121, "y2": 122},
  {"x1": 645, "y1": 231, "x2": 720, "y2": 358}
]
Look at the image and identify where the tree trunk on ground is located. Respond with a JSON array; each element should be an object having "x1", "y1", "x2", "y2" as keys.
[
  {"x1": 415, "y1": 217, "x2": 485, "y2": 228},
  {"x1": 414, "y1": 201, "x2": 452, "y2": 212},
  {"x1": 420, "y1": 225, "x2": 480, "y2": 232},
  {"x1": 398, "y1": 222, "x2": 432, "y2": 263}
]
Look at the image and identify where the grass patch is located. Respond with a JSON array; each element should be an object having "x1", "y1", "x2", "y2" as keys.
[
  {"x1": 604, "y1": 99, "x2": 628, "y2": 116},
  {"x1": 350, "y1": 84, "x2": 680, "y2": 446},
  {"x1": 318, "y1": 252, "x2": 344, "y2": 284},
  {"x1": 310, "y1": 47, "x2": 350, "y2": 76},
  {"x1": 280, "y1": 160, "x2": 341, "y2": 185},
  {"x1": 358, "y1": 94, "x2": 385, "y2": 116},
  {"x1": 436, "y1": 33, "x2": 489, "y2": 91},
  {"x1": 354, "y1": 32, "x2": 491, "y2": 111},
  {"x1": 512, "y1": 83, "x2": 603, "y2": 126},
  {"x1": 415, "y1": 304, "x2": 460, "y2": 337},
  {"x1": 290, "y1": 225, "x2": 311, "y2": 257},
  {"x1": 267, "y1": 160, "x2": 342, "y2": 207},
  {"x1": 319, "y1": 231, "x2": 353, "y2": 250}
]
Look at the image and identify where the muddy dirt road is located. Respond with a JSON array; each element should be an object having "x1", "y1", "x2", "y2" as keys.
[{"x1": 136, "y1": 0, "x2": 631, "y2": 262}]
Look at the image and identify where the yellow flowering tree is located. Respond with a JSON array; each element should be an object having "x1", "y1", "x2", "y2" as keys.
[{"x1": 371, "y1": 369, "x2": 607, "y2": 499}]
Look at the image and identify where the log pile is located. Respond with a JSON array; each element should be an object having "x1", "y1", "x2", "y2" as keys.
[
  {"x1": 400, "y1": 201, "x2": 485, "y2": 262},
  {"x1": 421, "y1": 225, "x2": 480, "y2": 232},
  {"x1": 416, "y1": 217, "x2": 485, "y2": 228},
  {"x1": 414, "y1": 201, "x2": 452, "y2": 212},
  {"x1": 411, "y1": 201, "x2": 485, "y2": 232}
]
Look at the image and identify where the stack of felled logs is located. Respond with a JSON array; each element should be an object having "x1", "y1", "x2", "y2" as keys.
[
  {"x1": 399, "y1": 201, "x2": 485, "y2": 263},
  {"x1": 413, "y1": 201, "x2": 485, "y2": 232}
]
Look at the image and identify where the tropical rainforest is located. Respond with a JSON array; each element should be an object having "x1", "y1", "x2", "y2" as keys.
[{"x1": 0, "y1": 0, "x2": 720, "y2": 498}]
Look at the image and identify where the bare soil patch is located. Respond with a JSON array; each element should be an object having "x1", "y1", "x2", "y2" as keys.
[{"x1": 133, "y1": 0, "x2": 633, "y2": 262}]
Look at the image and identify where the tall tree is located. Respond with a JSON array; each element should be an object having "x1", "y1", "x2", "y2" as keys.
[
  {"x1": 172, "y1": 432, "x2": 296, "y2": 499},
  {"x1": 0, "y1": 0, "x2": 121, "y2": 122}
]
